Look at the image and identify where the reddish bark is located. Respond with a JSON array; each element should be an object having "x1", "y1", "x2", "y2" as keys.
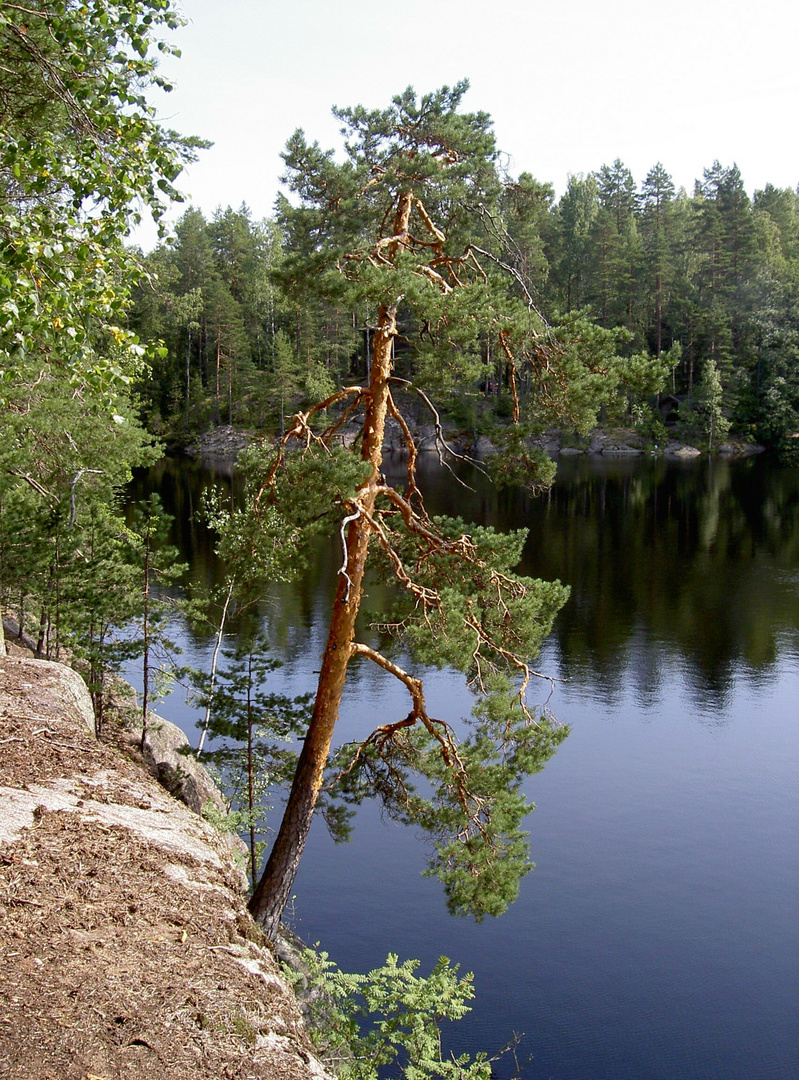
[{"x1": 249, "y1": 194, "x2": 413, "y2": 938}]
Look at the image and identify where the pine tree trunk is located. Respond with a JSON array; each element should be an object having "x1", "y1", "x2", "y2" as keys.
[
  {"x1": 249, "y1": 194, "x2": 412, "y2": 939},
  {"x1": 248, "y1": 305, "x2": 395, "y2": 937},
  {"x1": 247, "y1": 652, "x2": 257, "y2": 892},
  {"x1": 185, "y1": 328, "x2": 191, "y2": 426},
  {"x1": 214, "y1": 340, "x2": 222, "y2": 425}
]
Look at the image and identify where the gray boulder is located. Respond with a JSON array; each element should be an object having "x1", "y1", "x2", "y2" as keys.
[
  {"x1": 473, "y1": 434, "x2": 498, "y2": 456},
  {"x1": 2, "y1": 616, "x2": 38, "y2": 656},
  {"x1": 141, "y1": 715, "x2": 229, "y2": 819},
  {"x1": 0, "y1": 655, "x2": 96, "y2": 737}
]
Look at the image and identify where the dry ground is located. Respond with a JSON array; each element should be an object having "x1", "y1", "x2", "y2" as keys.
[{"x1": 0, "y1": 654, "x2": 332, "y2": 1080}]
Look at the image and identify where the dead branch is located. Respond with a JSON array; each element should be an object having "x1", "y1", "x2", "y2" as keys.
[
  {"x1": 320, "y1": 393, "x2": 368, "y2": 445},
  {"x1": 337, "y1": 504, "x2": 363, "y2": 602},
  {"x1": 374, "y1": 483, "x2": 472, "y2": 558},
  {"x1": 415, "y1": 264, "x2": 452, "y2": 294},
  {"x1": 8, "y1": 470, "x2": 52, "y2": 501},
  {"x1": 405, "y1": 232, "x2": 444, "y2": 251},
  {"x1": 31, "y1": 728, "x2": 88, "y2": 752},
  {"x1": 413, "y1": 196, "x2": 446, "y2": 246},
  {"x1": 429, "y1": 255, "x2": 466, "y2": 288},
  {"x1": 69, "y1": 469, "x2": 103, "y2": 527},
  {"x1": 498, "y1": 331, "x2": 521, "y2": 424},
  {"x1": 385, "y1": 389, "x2": 421, "y2": 505},
  {"x1": 388, "y1": 377, "x2": 490, "y2": 487},
  {"x1": 375, "y1": 234, "x2": 406, "y2": 255},
  {"x1": 357, "y1": 165, "x2": 385, "y2": 198},
  {"x1": 466, "y1": 247, "x2": 489, "y2": 284},
  {"x1": 469, "y1": 242, "x2": 549, "y2": 322}
]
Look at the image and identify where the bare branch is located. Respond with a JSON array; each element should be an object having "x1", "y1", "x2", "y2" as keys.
[
  {"x1": 8, "y1": 470, "x2": 52, "y2": 501},
  {"x1": 465, "y1": 247, "x2": 489, "y2": 283},
  {"x1": 413, "y1": 196, "x2": 446, "y2": 246},
  {"x1": 374, "y1": 483, "x2": 472, "y2": 557},
  {"x1": 498, "y1": 331, "x2": 521, "y2": 424},
  {"x1": 322, "y1": 393, "x2": 368, "y2": 446},
  {"x1": 385, "y1": 389, "x2": 422, "y2": 506},
  {"x1": 415, "y1": 264, "x2": 452, "y2": 294},
  {"x1": 388, "y1": 377, "x2": 490, "y2": 486},
  {"x1": 466, "y1": 197, "x2": 551, "y2": 322},
  {"x1": 357, "y1": 165, "x2": 385, "y2": 198},
  {"x1": 337, "y1": 504, "x2": 363, "y2": 602},
  {"x1": 69, "y1": 468, "x2": 103, "y2": 527}
]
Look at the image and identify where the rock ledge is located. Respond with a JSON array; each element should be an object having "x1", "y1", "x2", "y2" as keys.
[{"x1": 0, "y1": 655, "x2": 333, "y2": 1080}]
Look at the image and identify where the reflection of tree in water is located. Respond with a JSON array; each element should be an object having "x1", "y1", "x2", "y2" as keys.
[
  {"x1": 127, "y1": 456, "x2": 235, "y2": 606},
  {"x1": 132, "y1": 453, "x2": 799, "y2": 710},
  {"x1": 520, "y1": 456, "x2": 799, "y2": 701}
]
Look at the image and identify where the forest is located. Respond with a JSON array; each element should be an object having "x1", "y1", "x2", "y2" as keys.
[
  {"x1": 2, "y1": 2, "x2": 799, "y2": 1075},
  {"x1": 131, "y1": 160, "x2": 799, "y2": 458}
]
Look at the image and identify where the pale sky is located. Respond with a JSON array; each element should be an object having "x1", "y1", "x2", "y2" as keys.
[{"x1": 134, "y1": 0, "x2": 799, "y2": 247}]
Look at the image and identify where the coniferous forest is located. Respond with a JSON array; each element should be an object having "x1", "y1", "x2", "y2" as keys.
[
  {"x1": 131, "y1": 161, "x2": 799, "y2": 457},
  {"x1": 3, "y1": 3, "x2": 799, "y2": 1077}
]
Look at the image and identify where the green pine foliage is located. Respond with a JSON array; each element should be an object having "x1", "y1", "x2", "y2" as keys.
[
  {"x1": 125, "y1": 493, "x2": 186, "y2": 745},
  {"x1": 331, "y1": 665, "x2": 568, "y2": 920},
  {"x1": 130, "y1": 153, "x2": 799, "y2": 456},
  {"x1": 291, "y1": 949, "x2": 494, "y2": 1080},
  {"x1": 59, "y1": 501, "x2": 143, "y2": 732},
  {"x1": 230, "y1": 84, "x2": 588, "y2": 927},
  {"x1": 0, "y1": 360, "x2": 162, "y2": 694},
  {"x1": 187, "y1": 632, "x2": 312, "y2": 890}
]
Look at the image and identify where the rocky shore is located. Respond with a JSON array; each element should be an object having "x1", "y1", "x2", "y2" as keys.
[
  {"x1": 0, "y1": 646, "x2": 333, "y2": 1080},
  {"x1": 185, "y1": 422, "x2": 764, "y2": 464}
]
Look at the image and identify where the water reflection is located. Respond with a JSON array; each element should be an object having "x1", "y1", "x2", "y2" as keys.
[
  {"x1": 130, "y1": 452, "x2": 799, "y2": 720},
  {"x1": 127, "y1": 451, "x2": 799, "y2": 1080},
  {"x1": 516, "y1": 455, "x2": 799, "y2": 710}
]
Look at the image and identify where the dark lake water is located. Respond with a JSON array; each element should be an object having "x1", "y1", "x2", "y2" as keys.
[{"x1": 128, "y1": 452, "x2": 799, "y2": 1080}]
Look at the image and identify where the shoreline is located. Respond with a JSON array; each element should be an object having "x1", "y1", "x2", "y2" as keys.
[{"x1": 180, "y1": 422, "x2": 766, "y2": 465}]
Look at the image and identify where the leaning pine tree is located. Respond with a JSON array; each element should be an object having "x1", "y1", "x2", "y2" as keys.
[{"x1": 249, "y1": 83, "x2": 627, "y2": 939}]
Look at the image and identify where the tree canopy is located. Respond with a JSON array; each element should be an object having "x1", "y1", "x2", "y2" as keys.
[
  {"x1": 0, "y1": 0, "x2": 202, "y2": 393},
  {"x1": 134, "y1": 151, "x2": 799, "y2": 457},
  {"x1": 244, "y1": 83, "x2": 638, "y2": 937},
  {"x1": 0, "y1": 0, "x2": 197, "y2": 692}
]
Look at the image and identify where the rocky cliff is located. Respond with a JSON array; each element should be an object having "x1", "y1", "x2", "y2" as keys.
[{"x1": 0, "y1": 654, "x2": 333, "y2": 1080}]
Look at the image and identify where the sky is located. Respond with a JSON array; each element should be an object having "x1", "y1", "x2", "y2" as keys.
[{"x1": 134, "y1": 0, "x2": 799, "y2": 247}]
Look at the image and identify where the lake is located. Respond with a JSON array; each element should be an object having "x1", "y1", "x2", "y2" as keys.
[{"x1": 129, "y1": 451, "x2": 799, "y2": 1080}]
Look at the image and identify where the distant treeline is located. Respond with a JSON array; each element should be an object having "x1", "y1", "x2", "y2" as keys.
[{"x1": 131, "y1": 160, "x2": 799, "y2": 455}]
